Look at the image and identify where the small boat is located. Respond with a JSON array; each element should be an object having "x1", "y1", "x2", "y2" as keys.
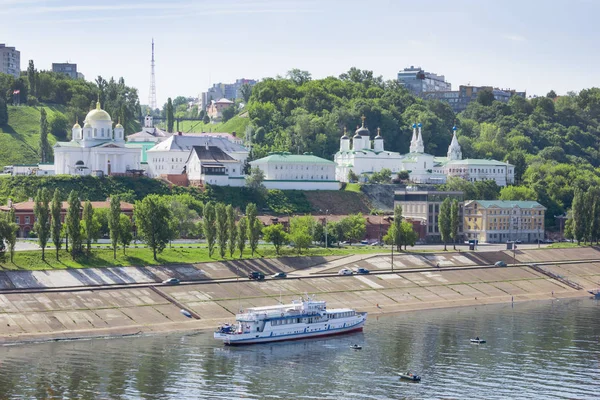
[
  {"x1": 588, "y1": 289, "x2": 600, "y2": 299},
  {"x1": 180, "y1": 309, "x2": 193, "y2": 318},
  {"x1": 350, "y1": 344, "x2": 362, "y2": 350},
  {"x1": 399, "y1": 372, "x2": 421, "y2": 382},
  {"x1": 470, "y1": 338, "x2": 486, "y2": 344}
]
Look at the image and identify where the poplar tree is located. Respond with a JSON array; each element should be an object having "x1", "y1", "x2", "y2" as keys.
[
  {"x1": 450, "y1": 199, "x2": 460, "y2": 250},
  {"x1": 572, "y1": 189, "x2": 586, "y2": 245},
  {"x1": 82, "y1": 201, "x2": 98, "y2": 254},
  {"x1": 27, "y1": 60, "x2": 36, "y2": 96},
  {"x1": 65, "y1": 190, "x2": 82, "y2": 255},
  {"x1": 33, "y1": 188, "x2": 51, "y2": 261},
  {"x1": 134, "y1": 195, "x2": 171, "y2": 261},
  {"x1": 166, "y1": 97, "x2": 174, "y2": 133},
  {"x1": 237, "y1": 217, "x2": 247, "y2": 258},
  {"x1": 108, "y1": 196, "x2": 121, "y2": 259},
  {"x1": 6, "y1": 208, "x2": 17, "y2": 263},
  {"x1": 39, "y1": 108, "x2": 52, "y2": 163},
  {"x1": 438, "y1": 197, "x2": 451, "y2": 251},
  {"x1": 215, "y1": 203, "x2": 228, "y2": 258},
  {"x1": 119, "y1": 214, "x2": 133, "y2": 255},
  {"x1": 246, "y1": 203, "x2": 260, "y2": 256},
  {"x1": 203, "y1": 201, "x2": 216, "y2": 257},
  {"x1": 51, "y1": 189, "x2": 62, "y2": 261},
  {"x1": 226, "y1": 204, "x2": 237, "y2": 257}
]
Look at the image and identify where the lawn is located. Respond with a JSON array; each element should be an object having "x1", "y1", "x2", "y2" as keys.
[
  {"x1": 547, "y1": 242, "x2": 587, "y2": 249},
  {"x1": 161, "y1": 115, "x2": 250, "y2": 135},
  {"x1": 0, "y1": 243, "x2": 390, "y2": 271},
  {"x1": 344, "y1": 183, "x2": 362, "y2": 193}
]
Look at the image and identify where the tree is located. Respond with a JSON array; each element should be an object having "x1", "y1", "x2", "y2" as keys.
[
  {"x1": 27, "y1": 60, "x2": 36, "y2": 96},
  {"x1": 169, "y1": 199, "x2": 199, "y2": 239},
  {"x1": 203, "y1": 114, "x2": 210, "y2": 124},
  {"x1": 347, "y1": 170, "x2": 359, "y2": 183},
  {"x1": 289, "y1": 216, "x2": 312, "y2": 254},
  {"x1": 240, "y1": 83, "x2": 253, "y2": 103},
  {"x1": 203, "y1": 201, "x2": 217, "y2": 257},
  {"x1": 0, "y1": 98, "x2": 8, "y2": 126},
  {"x1": 396, "y1": 171, "x2": 410, "y2": 182},
  {"x1": 344, "y1": 213, "x2": 366, "y2": 243},
  {"x1": 134, "y1": 195, "x2": 172, "y2": 261},
  {"x1": 450, "y1": 199, "x2": 459, "y2": 250},
  {"x1": 286, "y1": 69, "x2": 312, "y2": 85},
  {"x1": 369, "y1": 168, "x2": 392, "y2": 184},
  {"x1": 215, "y1": 203, "x2": 228, "y2": 258},
  {"x1": 222, "y1": 105, "x2": 236, "y2": 122},
  {"x1": 572, "y1": 189, "x2": 586, "y2": 245},
  {"x1": 118, "y1": 214, "x2": 133, "y2": 255},
  {"x1": 50, "y1": 114, "x2": 69, "y2": 139},
  {"x1": 246, "y1": 203, "x2": 260, "y2": 256},
  {"x1": 546, "y1": 90, "x2": 557, "y2": 99},
  {"x1": 108, "y1": 196, "x2": 121, "y2": 259},
  {"x1": 65, "y1": 190, "x2": 82, "y2": 256},
  {"x1": 166, "y1": 97, "x2": 174, "y2": 133},
  {"x1": 226, "y1": 205, "x2": 237, "y2": 257},
  {"x1": 237, "y1": 217, "x2": 248, "y2": 258},
  {"x1": 400, "y1": 220, "x2": 418, "y2": 250},
  {"x1": 82, "y1": 200, "x2": 99, "y2": 254},
  {"x1": 263, "y1": 224, "x2": 289, "y2": 254},
  {"x1": 499, "y1": 185, "x2": 537, "y2": 201},
  {"x1": 477, "y1": 88, "x2": 495, "y2": 106},
  {"x1": 6, "y1": 208, "x2": 17, "y2": 262},
  {"x1": 438, "y1": 197, "x2": 451, "y2": 251},
  {"x1": 33, "y1": 188, "x2": 51, "y2": 260},
  {"x1": 51, "y1": 189, "x2": 62, "y2": 260},
  {"x1": 391, "y1": 205, "x2": 402, "y2": 250},
  {"x1": 39, "y1": 108, "x2": 52, "y2": 163},
  {"x1": 246, "y1": 167, "x2": 266, "y2": 194},
  {"x1": 564, "y1": 213, "x2": 574, "y2": 241}
]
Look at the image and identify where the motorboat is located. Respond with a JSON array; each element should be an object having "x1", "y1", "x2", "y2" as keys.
[
  {"x1": 470, "y1": 338, "x2": 486, "y2": 344},
  {"x1": 399, "y1": 372, "x2": 421, "y2": 382},
  {"x1": 350, "y1": 344, "x2": 362, "y2": 350}
]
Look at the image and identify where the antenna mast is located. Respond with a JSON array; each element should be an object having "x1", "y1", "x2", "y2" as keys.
[{"x1": 148, "y1": 38, "x2": 157, "y2": 110}]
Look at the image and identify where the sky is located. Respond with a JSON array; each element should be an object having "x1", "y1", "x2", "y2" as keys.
[{"x1": 1, "y1": 0, "x2": 599, "y2": 106}]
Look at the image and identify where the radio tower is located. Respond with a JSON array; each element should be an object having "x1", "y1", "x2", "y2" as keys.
[{"x1": 148, "y1": 38, "x2": 157, "y2": 110}]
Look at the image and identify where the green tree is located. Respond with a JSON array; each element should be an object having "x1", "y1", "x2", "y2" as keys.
[
  {"x1": 169, "y1": 199, "x2": 199, "y2": 239},
  {"x1": 246, "y1": 167, "x2": 266, "y2": 194},
  {"x1": 262, "y1": 223, "x2": 289, "y2": 255},
  {"x1": 289, "y1": 216, "x2": 312, "y2": 254},
  {"x1": 118, "y1": 214, "x2": 133, "y2": 255},
  {"x1": 0, "y1": 98, "x2": 7, "y2": 126},
  {"x1": 134, "y1": 195, "x2": 172, "y2": 261},
  {"x1": 226, "y1": 205, "x2": 237, "y2": 257},
  {"x1": 27, "y1": 60, "x2": 36, "y2": 96},
  {"x1": 246, "y1": 203, "x2": 261, "y2": 256},
  {"x1": 571, "y1": 189, "x2": 586, "y2": 245},
  {"x1": 344, "y1": 213, "x2": 366, "y2": 243},
  {"x1": 215, "y1": 203, "x2": 228, "y2": 258},
  {"x1": 564, "y1": 213, "x2": 574, "y2": 241},
  {"x1": 347, "y1": 170, "x2": 359, "y2": 183},
  {"x1": 477, "y1": 88, "x2": 495, "y2": 106},
  {"x1": 108, "y1": 196, "x2": 121, "y2": 259},
  {"x1": 369, "y1": 168, "x2": 392, "y2": 184},
  {"x1": 222, "y1": 105, "x2": 236, "y2": 122},
  {"x1": 39, "y1": 108, "x2": 52, "y2": 163},
  {"x1": 203, "y1": 114, "x2": 210, "y2": 124},
  {"x1": 82, "y1": 200, "x2": 99, "y2": 254},
  {"x1": 203, "y1": 201, "x2": 217, "y2": 257},
  {"x1": 6, "y1": 208, "x2": 17, "y2": 262},
  {"x1": 50, "y1": 113, "x2": 69, "y2": 139},
  {"x1": 33, "y1": 188, "x2": 51, "y2": 260},
  {"x1": 240, "y1": 83, "x2": 253, "y2": 103},
  {"x1": 396, "y1": 171, "x2": 410, "y2": 182},
  {"x1": 166, "y1": 97, "x2": 174, "y2": 133},
  {"x1": 65, "y1": 190, "x2": 82, "y2": 256},
  {"x1": 450, "y1": 199, "x2": 459, "y2": 250},
  {"x1": 51, "y1": 189, "x2": 62, "y2": 261},
  {"x1": 499, "y1": 185, "x2": 537, "y2": 201},
  {"x1": 438, "y1": 197, "x2": 451, "y2": 251},
  {"x1": 400, "y1": 220, "x2": 418, "y2": 250},
  {"x1": 237, "y1": 216, "x2": 248, "y2": 258}
]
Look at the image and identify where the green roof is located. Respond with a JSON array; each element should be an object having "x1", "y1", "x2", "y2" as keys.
[
  {"x1": 251, "y1": 152, "x2": 335, "y2": 165},
  {"x1": 472, "y1": 200, "x2": 545, "y2": 209}
]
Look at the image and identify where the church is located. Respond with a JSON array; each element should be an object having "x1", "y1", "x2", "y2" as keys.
[
  {"x1": 334, "y1": 118, "x2": 514, "y2": 186},
  {"x1": 53, "y1": 101, "x2": 141, "y2": 176}
]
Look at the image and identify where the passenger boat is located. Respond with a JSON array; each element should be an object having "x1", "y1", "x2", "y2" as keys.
[
  {"x1": 399, "y1": 372, "x2": 421, "y2": 382},
  {"x1": 214, "y1": 296, "x2": 367, "y2": 345},
  {"x1": 470, "y1": 338, "x2": 486, "y2": 344}
]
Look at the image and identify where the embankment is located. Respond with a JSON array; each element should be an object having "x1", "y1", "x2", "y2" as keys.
[{"x1": 0, "y1": 248, "x2": 598, "y2": 344}]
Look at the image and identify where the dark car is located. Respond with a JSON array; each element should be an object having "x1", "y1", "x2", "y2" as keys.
[
  {"x1": 354, "y1": 267, "x2": 370, "y2": 274},
  {"x1": 494, "y1": 261, "x2": 507, "y2": 267},
  {"x1": 271, "y1": 272, "x2": 287, "y2": 279},
  {"x1": 248, "y1": 271, "x2": 265, "y2": 281}
]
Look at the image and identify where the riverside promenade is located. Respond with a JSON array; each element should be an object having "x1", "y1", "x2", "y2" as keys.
[{"x1": 0, "y1": 247, "x2": 598, "y2": 344}]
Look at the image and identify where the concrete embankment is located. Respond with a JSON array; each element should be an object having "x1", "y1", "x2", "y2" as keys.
[{"x1": 0, "y1": 248, "x2": 598, "y2": 344}]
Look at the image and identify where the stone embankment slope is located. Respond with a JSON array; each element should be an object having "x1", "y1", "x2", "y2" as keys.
[{"x1": 0, "y1": 248, "x2": 598, "y2": 344}]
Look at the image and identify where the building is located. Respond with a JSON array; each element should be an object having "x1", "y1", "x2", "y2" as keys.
[
  {"x1": 394, "y1": 187, "x2": 464, "y2": 243},
  {"x1": 53, "y1": 101, "x2": 141, "y2": 176},
  {"x1": 398, "y1": 66, "x2": 451, "y2": 95},
  {"x1": 0, "y1": 44, "x2": 20, "y2": 78},
  {"x1": 207, "y1": 98, "x2": 235, "y2": 121},
  {"x1": 463, "y1": 200, "x2": 546, "y2": 243},
  {"x1": 146, "y1": 133, "x2": 249, "y2": 178},
  {"x1": 52, "y1": 63, "x2": 78, "y2": 79},
  {"x1": 186, "y1": 144, "x2": 245, "y2": 187},
  {"x1": 250, "y1": 152, "x2": 339, "y2": 190},
  {"x1": 0, "y1": 199, "x2": 134, "y2": 238},
  {"x1": 125, "y1": 113, "x2": 170, "y2": 167},
  {"x1": 200, "y1": 79, "x2": 257, "y2": 110},
  {"x1": 335, "y1": 119, "x2": 514, "y2": 186},
  {"x1": 423, "y1": 85, "x2": 526, "y2": 113}
]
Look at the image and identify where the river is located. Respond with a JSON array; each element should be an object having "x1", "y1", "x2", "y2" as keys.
[{"x1": 0, "y1": 298, "x2": 598, "y2": 399}]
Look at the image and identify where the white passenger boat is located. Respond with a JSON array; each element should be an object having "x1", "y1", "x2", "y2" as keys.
[{"x1": 214, "y1": 296, "x2": 367, "y2": 345}]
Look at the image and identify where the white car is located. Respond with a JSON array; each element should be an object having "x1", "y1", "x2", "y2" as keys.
[{"x1": 338, "y1": 268, "x2": 353, "y2": 276}]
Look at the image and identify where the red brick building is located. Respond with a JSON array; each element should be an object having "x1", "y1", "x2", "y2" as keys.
[{"x1": 0, "y1": 199, "x2": 134, "y2": 238}]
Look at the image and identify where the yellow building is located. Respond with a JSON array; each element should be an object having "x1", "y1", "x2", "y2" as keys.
[{"x1": 463, "y1": 200, "x2": 546, "y2": 243}]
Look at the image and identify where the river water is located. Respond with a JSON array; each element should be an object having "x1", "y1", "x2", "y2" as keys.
[{"x1": 0, "y1": 298, "x2": 598, "y2": 399}]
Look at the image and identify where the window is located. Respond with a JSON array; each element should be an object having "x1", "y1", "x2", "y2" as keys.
[
  {"x1": 25, "y1": 216, "x2": 30, "y2": 224},
  {"x1": 15, "y1": 216, "x2": 19, "y2": 224}
]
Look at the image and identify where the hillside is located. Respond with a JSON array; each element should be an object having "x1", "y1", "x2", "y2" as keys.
[
  {"x1": 158, "y1": 115, "x2": 250, "y2": 135},
  {"x1": 0, "y1": 105, "x2": 64, "y2": 166}
]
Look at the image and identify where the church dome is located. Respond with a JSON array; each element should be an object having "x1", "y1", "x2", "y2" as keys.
[
  {"x1": 72, "y1": 122, "x2": 81, "y2": 129},
  {"x1": 375, "y1": 127, "x2": 383, "y2": 139},
  {"x1": 83, "y1": 122, "x2": 92, "y2": 128},
  {"x1": 355, "y1": 115, "x2": 370, "y2": 136},
  {"x1": 85, "y1": 101, "x2": 112, "y2": 123},
  {"x1": 341, "y1": 127, "x2": 349, "y2": 139},
  {"x1": 115, "y1": 123, "x2": 123, "y2": 129}
]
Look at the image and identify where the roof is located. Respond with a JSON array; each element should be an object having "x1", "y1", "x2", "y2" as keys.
[
  {"x1": 190, "y1": 145, "x2": 238, "y2": 163},
  {"x1": 0, "y1": 200, "x2": 135, "y2": 212},
  {"x1": 127, "y1": 127, "x2": 169, "y2": 139},
  {"x1": 147, "y1": 134, "x2": 248, "y2": 153},
  {"x1": 216, "y1": 98, "x2": 234, "y2": 104},
  {"x1": 469, "y1": 200, "x2": 545, "y2": 209},
  {"x1": 250, "y1": 152, "x2": 335, "y2": 165},
  {"x1": 442, "y1": 158, "x2": 513, "y2": 167}
]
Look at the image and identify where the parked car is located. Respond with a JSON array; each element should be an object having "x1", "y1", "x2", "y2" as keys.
[
  {"x1": 494, "y1": 261, "x2": 507, "y2": 267},
  {"x1": 162, "y1": 278, "x2": 180, "y2": 285},
  {"x1": 271, "y1": 272, "x2": 287, "y2": 279},
  {"x1": 360, "y1": 240, "x2": 369, "y2": 245},
  {"x1": 515, "y1": 240, "x2": 522, "y2": 244},
  {"x1": 338, "y1": 268, "x2": 353, "y2": 276},
  {"x1": 370, "y1": 241, "x2": 383, "y2": 246},
  {"x1": 354, "y1": 267, "x2": 370, "y2": 274},
  {"x1": 248, "y1": 271, "x2": 265, "y2": 281}
]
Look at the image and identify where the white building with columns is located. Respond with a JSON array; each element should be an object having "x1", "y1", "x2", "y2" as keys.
[
  {"x1": 53, "y1": 101, "x2": 140, "y2": 176},
  {"x1": 335, "y1": 118, "x2": 514, "y2": 186}
]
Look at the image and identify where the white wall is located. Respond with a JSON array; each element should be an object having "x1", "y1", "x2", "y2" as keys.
[{"x1": 262, "y1": 180, "x2": 339, "y2": 190}]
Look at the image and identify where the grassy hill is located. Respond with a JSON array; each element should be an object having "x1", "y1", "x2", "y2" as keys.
[
  {"x1": 158, "y1": 115, "x2": 250, "y2": 135},
  {"x1": 0, "y1": 105, "x2": 64, "y2": 166}
]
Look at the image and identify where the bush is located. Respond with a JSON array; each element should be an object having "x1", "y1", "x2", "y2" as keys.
[
  {"x1": 50, "y1": 113, "x2": 69, "y2": 139},
  {"x1": 27, "y1": 96, "x2": 39, "y2": 106}
]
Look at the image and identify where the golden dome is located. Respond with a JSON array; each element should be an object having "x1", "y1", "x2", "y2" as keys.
[
  {"x1": 115, "y1": 117, "x2": 123, "y2": 129},
  {"x1": 73, "y1": 120, "x2": 81, "y2": 129},
  {"x1": 84, "y1": 101, "x2": 112, "y2": 123}
]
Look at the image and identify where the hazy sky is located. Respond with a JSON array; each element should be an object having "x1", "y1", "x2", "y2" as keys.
[{"x1": 1, "y1": 0, "x2": 598, "y2": 106}]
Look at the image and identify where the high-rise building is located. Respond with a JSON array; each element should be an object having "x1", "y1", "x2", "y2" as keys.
[
  {"x1": 397, "y1": 66, "x2": 451, "y2": 95},
  {"x1": 0, "y1": 44, "x2": 20, "y2": 78},
  {"x1": 423, "y1": 85, "x2": 526, "y2": 113},
  {"x1": 200, "y1": 78, "x2": 257, "y2": 111},
  {"x1": 52, "y1": 63, "x2": 78, "y2": 79}
]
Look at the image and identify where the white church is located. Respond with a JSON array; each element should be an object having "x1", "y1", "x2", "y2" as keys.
[
  {"x1": 53, "y1": 101, "x2": 141, "y2": 176},
  {"x1": 335, "y1": 118, "x2": 514, "y2": 186}
]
